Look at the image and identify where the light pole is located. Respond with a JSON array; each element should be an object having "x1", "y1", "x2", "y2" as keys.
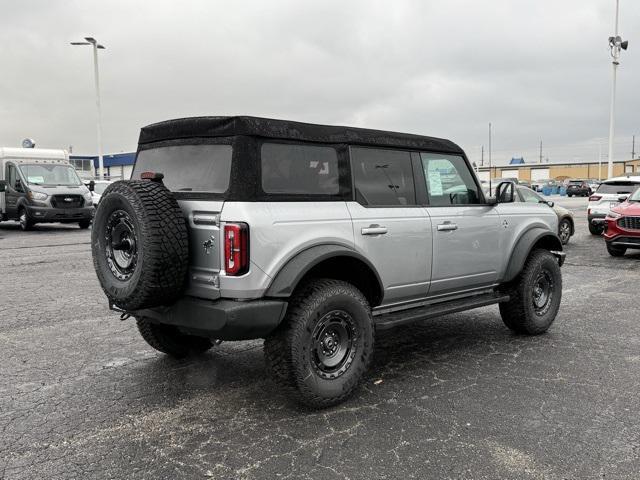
[
  {"x1": 71, "y1": 37, "x2": 106, "y2": 179},
  {"x1": 607, "y1": 0, "x2": 629, "y2": 179}
]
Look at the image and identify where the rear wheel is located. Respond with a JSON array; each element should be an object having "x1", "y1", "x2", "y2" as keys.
[
  {"x1": 264, "y1": 279, "x2": 374, "y2": 408},
  {"x1": 588, "y1": 222, "x2": 603, "y2": 235},
  {"x1": 499, "y1": 249, "x2": 562, "y2": 335},
  {"x1": 19, "y1": 208, "x2": 34, "y2": 231},
  {"x1": 136, "y1": 317, "x2": 213, "y2": 358},
  {"x1": 606, "y1": 243, "x2": 626, "y2": 257}
]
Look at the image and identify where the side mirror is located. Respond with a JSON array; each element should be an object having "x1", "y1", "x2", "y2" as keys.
[
  {"x1": 546, "y1": 200, "x2": 555, "y2": 208},
  {"x1": 14, "y1": 178, "x2": 23, "y2": 192},
  {"x1": 0, "y1": 180, "x2": 6, "y2": 193},
  {"x1": 486, "y1": 196, "x2": 498, "y2": 206},
  {"x1": 88, "y1": 180, "x2": 95, "y2": 192},
  {"x1": 496, "y1": 182, "x2": 515, "y2": 203},
  {"x1": 618, "y1": 195, "x2": 628, "y2": 203}
]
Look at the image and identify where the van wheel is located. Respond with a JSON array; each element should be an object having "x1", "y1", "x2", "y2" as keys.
[
  {"x1": 499, "y1": 249, "x2": 562, "y2": 335},
  {"x1": 78, "y1": 219, "x2": 91, "y2": 229},
  {"x1": 264, "y1": 279, "x2": 374, "y2": 408},
  {"x1": 19, "y1": 209, "x2": 34, "y2": 231},
  {"x1": 606, "y1": 243, "x2": 626, "y2": 257},
  {"x1": 136, "y1": 317, "x2": 213, "y2": 359}
]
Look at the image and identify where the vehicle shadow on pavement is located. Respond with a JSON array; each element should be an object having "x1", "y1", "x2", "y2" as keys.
[{"x1": 127, "y1": 310, "x2": 533, "y2": 412}]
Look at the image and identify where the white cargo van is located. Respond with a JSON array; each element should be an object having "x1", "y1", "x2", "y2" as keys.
[{"x1": 0, "y1": 148, "x2": 94, "y2": 230}]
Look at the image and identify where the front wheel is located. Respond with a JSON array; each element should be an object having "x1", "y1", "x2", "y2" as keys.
[
  {"x1": 499, "y1": 249, "x2": 562, "y2": 335},
  {"x1": 558, "y1": 218, "x2": 572, "y2": 245},
  {"x1": 264, "y1": 279, "x2": 375, "y2": 408},
  {"x1": 19, "y1": 208, "x2": 34, "y2": 231},
  {"x1": 606, "y1": 243, "x2": 626, "y2": 257},
  {"x1": 78, "y1": 219, "x2": 91, "y2": 229}
]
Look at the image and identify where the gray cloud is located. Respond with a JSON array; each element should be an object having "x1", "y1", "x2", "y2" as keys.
[{"x1": 1, "y1": 0, "x2": 638, "y2": 165}]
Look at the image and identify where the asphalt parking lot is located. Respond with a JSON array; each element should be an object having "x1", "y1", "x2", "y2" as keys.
[{"x1": 1, "y1": 197, "x2": 639, "y2": 480}]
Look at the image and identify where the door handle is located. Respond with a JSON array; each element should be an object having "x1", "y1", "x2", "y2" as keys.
[
  {"x1": 437, "y1": 222, "x2": 458, "y2": 231},
  {"x1": 361, "y1": 225, "x2": 388, "y2": 235}
]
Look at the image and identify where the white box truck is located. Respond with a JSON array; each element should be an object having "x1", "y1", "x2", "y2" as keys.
[{"x1": 0, "y1": 148, "x2": 94, "y2": 230}]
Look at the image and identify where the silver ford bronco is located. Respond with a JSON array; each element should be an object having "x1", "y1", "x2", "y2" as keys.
[{"x1": 91, "y1": 116, "x2": 565, "y2": 408}]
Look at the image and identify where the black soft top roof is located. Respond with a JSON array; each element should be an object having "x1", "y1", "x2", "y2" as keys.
[{"x1": 138, "y1": 116, "x2": 464, "y2": 154}]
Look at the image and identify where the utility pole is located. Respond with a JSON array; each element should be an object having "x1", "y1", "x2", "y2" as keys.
[
  {"x1": 598, "y1": 141, "x2": 603, "y2": 181},
  {"x1": 632, "y1": 135, "x2": 635, "y2": 159},
  {"x1": 481, "y1": 145, "x2": 484, "y2": 166},
  {"x1": 488, "y1": 123, "x2": 493, "y2": 192},
  {"x1": 607, "y1": 0, "x2": 629, "y2": 179},
  {"x1": 539, "y1": 140, "x2": 543, "y2": 163}
]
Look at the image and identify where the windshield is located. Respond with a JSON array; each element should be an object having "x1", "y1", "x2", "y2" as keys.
[
  {"x1": 596, "y1": 181, "x2": 640, "y2": 195},
  {"x1": 628, "y1": 188, "x2": 640, "y2": 202},
  {"x1": 19, "y1": 164, "x2": 83, "y2": 186},
  {"x1": 93, "y1": 183, "x2": 110, "y2": 194},
  {"x1": 133, "y1": 144, "x2": 232, "y2": 193}
]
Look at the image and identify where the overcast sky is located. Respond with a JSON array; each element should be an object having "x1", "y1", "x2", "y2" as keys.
[{"x1": 1, "y1": 0, "x2": 639, "y2": 164}]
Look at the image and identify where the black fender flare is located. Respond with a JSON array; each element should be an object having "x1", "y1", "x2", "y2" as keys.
[
  {"x1": 502, "y1": 228, "x2": 564, "y2": 283},
  {"x1": 16, "y1": 197, "x2": 30, "y2": 215},
  {"x1": 265, "y1": 244, "x2": 384, "y2": 300}
]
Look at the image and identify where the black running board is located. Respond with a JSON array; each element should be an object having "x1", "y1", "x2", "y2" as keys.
[{"x1": 374, "y1": 293, "x2": 510, "y2": 331}]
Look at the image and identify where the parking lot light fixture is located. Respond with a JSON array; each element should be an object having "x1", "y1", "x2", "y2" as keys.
[
  {"x1": 71, "y1": 36, "x2": 106, "y2": 179},
  {"x1": 607, "y1": 0, "x2": 629, "y2": 179}
]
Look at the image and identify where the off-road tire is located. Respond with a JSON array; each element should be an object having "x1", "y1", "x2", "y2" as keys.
[
  {"x1": 136, "y1": 317, "x2": 213, "y2": 358},
  {"x1": 91, "y1": 180, "x2": 189, "y2": 310},
  {"x1": 606, "y1": 242, "x2": 626, "y2": 257},
  {"x1": 499, "y1": 249, "x2": 562, "y2": 335},
  {"x1": 264, "y1": 279, "x2": 375, "y2": 409},
  {"x1": 588, "y1": 223, "x2": 603, "y2": 235},
  {"x1": 19, "y1": 208, "x2": 34, "y2": 231},
  {"x1": 78, "y1": 219, "x2": 91, "y2": 229}
]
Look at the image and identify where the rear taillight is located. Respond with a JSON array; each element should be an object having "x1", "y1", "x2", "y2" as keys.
[
  {"x1": 589, "y1": 195, "x2": 601, "y2": 202},
  {"x1": 224, "y1": 223, "x2": 249, "y2": 276}
]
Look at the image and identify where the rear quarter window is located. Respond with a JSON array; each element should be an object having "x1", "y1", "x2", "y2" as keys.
[
  {"x1": 261, "y1": 143, "x2": 339, "y2": 195},
  {"x1": 133, "y1": 144, "x2": 232, "y2": 193}
]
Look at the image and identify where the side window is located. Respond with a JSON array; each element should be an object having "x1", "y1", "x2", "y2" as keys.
[
  {"x1": 351, "y1": 147, "x2": 416, "y2": 206},
  {"x1": 519, "y1": 187, "x2": 542, "y2": 203},
  {"x1": 420, "y1": 153, "x2": 480, "y2": 206},
  {"x1": 6, "y1": 164, "x2": 17, "y2": 190},
  {"x1": 261, "y1": 143, "x2": 339, "y2": 195}
]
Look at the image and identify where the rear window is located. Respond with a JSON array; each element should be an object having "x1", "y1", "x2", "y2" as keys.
[
  {"x1": 568, "y1": 181, "x2": 583, "y2": 185},
  {"x1": 133, "y1": 144, "x2": 232, "y2": 193},
  {"x1": 596, "y1": 181, "x2": 640, "y2": 195},
  {"x1": 261, "y1": 143, "x2": 339, "y2": 195}
]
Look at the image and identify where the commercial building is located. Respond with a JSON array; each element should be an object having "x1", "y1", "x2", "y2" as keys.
[
  {"x1": 476, "y1": 158, "x2": 640, "y2": 182},
  {"x1": 70, "y1": 152, "x2": 135, "y2": 180}
]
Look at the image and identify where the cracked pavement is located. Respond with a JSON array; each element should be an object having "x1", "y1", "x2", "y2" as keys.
[{"x1": 1, "y1": 197, "x2": 639, "y2": 479}]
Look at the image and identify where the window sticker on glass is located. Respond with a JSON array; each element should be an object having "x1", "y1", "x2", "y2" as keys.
[
  {"x1": 28, "y1": 176, "x2": 45, "y2": 184},
  {"x1": 429, "y1": 170, "x2": 443, "y2": 196}
]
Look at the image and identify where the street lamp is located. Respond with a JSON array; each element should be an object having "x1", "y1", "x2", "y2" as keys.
[
  {"x1": 607, "y1": 0, "x2": 629, "y2": 179},
  {"x1": 71, "y1": 37, "x2": 106, "y2": 179}
]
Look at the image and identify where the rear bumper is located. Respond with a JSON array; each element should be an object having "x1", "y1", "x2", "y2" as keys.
[
  {"x1": 588, "y1": 213, "x2": 606, "y2": 225},
  {"x1": 132, "y1": 297, "x2": 288, "y2": 340},
  {"x1": 26, "y1": 205, "x2": 94, "y2": 222}
]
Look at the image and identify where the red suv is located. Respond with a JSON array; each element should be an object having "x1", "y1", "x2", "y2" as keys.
[{"x1": 604, "y1": 187, "x2": 640, "y2": 256}]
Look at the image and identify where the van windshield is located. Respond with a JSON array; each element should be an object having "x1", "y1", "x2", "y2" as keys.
[
  {"x1": 133, "y1": 144, "x2": 232, "y2": 193},
  {"x1": 19, "y1": 164, "x2": 83, "y2": 186}
]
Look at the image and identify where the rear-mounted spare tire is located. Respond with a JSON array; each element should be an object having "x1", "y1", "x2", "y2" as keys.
[{"x1": 91, "y1": 180, "x2": 189, "y2": 311}]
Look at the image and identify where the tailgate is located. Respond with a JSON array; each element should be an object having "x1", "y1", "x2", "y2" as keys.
[{"x1": 178, "y1": 199, "x2": 225, "y2": 300}]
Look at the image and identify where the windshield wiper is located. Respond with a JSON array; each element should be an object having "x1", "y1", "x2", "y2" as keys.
[{"x1": 177, "y1": 187, "x2": 193, "y2": 191}]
